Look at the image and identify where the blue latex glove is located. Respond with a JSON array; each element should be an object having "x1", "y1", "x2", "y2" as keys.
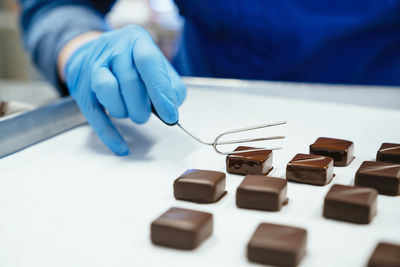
[{"x1": 64, "y1": 25, "x2": 186, "y2": 156}]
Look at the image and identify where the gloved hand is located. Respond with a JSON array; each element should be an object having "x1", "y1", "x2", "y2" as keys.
[{"x1": 64, "y1": 25, "x2": 186, "y2": 156}]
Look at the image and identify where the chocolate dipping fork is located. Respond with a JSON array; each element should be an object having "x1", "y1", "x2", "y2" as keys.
[{"x1": 152, "y1": 106, "x2": 287, "y2": 155}]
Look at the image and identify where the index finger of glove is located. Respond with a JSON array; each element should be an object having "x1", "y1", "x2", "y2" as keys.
[{"x1": 132, "y1": 29, "x2": 179, "y2": 124}]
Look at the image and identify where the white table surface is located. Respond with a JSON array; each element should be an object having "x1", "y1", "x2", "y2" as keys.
[{"x1": 0, "y1": 81, "x2": 400, "y2": 267}]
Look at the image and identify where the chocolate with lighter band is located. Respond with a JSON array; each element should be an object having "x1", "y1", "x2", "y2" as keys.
[
  {"x1": 226, "y1": 146, "x2": 273, "y2": 175},
  {"x1": 286, "y1": 153, "x2": 334, "y2": 186},
  {"x1": 355, "y1": 161, "x2": 400, "y2": 196},
  {"x1": 376, "y1": 143, "x2": 400, "y2": 164},
  {"x1": 323, "y1": 184, "x2": 377, "y2": 224}
]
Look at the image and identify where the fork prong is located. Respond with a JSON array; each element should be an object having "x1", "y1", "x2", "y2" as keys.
[
  {"x1": 176, "y1": 121, "x2": 286, "y2": 155},
  {"x1": 221, "y1": 121, "x2": 287, "y2": 135},
  {"x1": 213, "y1": 146, "x2": 283, "y2": 155},
  {"x1": 212, "y1": 121, "x2": 287, "y2": 155},
  {"x1": 215, "y1": 135, "x2": 285, "y2": 146}
]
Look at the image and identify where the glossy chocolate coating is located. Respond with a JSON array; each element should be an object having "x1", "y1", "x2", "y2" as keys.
[
  {"x1": 236, "y1": 175, "x2": 288, "y2": 211},
  {"x1": 367, "y1": 242, "x2": 400, "y2": 267},
  {"x1": 286, "y1": 154, "x2": 334, "y2": 186},
  {"x1": 247, "y1": 223, "x2": 307, "y2": 267},
  {"x1": 151, "y1": 207, "x2": 213, "y2": 250},
  {"x1": 376, "y1": 143, "x2": 400, "y2": 164},
  {"x1": 323, "y1": 184, "x2": 377, "y2": 224},
  {"x1": 226, "y1": 146, "x2": 273, "y2": 175},
  {"x1": 310, "y1": 137, "x2": 354, "y2": 166},
  {"x1": 174, "y1": 169, "x2": 226, "y2": 203},
  {"x1": 355, "y1": 161, "x2": 400, "y2": 196},
  {"x1": 0, "y1": 101, "x2": 7, "y2": 117}
]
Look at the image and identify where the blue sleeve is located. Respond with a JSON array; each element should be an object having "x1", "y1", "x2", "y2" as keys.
[
  {"x1": 173, "y1": 0, "x2": 218, "y2": 33},
  {"x1": 19, "y1": 0, "x2": 117, "y2": 95}
]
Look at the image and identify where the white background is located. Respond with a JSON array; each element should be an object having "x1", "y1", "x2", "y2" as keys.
[{"x1": 0, "y1": 83, "x2": 400, "y2": 267}]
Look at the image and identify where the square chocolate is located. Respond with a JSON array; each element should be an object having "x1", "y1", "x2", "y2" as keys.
[
  {"x1": 226, "y1": 146, "x2": 273, "y2": 175},
  {"x1": 286, "y1": 153, "x2": 334, "y2": 186},
  {"x1": 367, "y1": 242, "x2": 400, "y2": 267},
  {"x1": 310, "y1": 137, "x2": 354, "y2": 166},
  {"x1": 323, "y1": 184, "x2": 377, "y2": 224},
  {"x1": 151, "y1": 207, "x2": 213, "y2": 250},
  {"x1": 355, "y1": 161, "x2": 400, "y2": 196},
  {"x1": 174, "y1": 169, "x2": 226, "y2": 203},
  {"x1": 376, "y1": 143, "x2": 400, "y2": 164},
  {"x1": 247, "y1": 223, "x2": 307, "y2": 267},
  {"x1": 236, "y1": 175, "x2": 288, "y2": 211}
]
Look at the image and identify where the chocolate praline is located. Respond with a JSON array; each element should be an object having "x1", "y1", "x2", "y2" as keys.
[
  {"x1": 310, "y1": 137, "x2": 354, "y2": 166},
  {"x1": 151, "y1": 207, "x2": 213, "y2": 250},
  {"x1": 174, "y1": 169, "x2": 226, "y2": 203},
  {"x1": 247, "y1": 222, "x2": 307, "y2": 267},
  {"x1": 286, "y1": 153, "x2": 334, "y2": 186},
  {"x1": 367, "y1": 242, "x2": 400, "y2": 267},
  {"x1": 226, "y1": 146, "x2": 273, "y2": 175},
  {"x1": 323, "y1": 184, "x2": 377, "y2": 224},
  {"x1": 355, "y1": 161, "x2": 400, "y2": 196},
  {"x1": 376, "y1": 143, "x2": 400, "y2": 164},
  {"x1": 236, "y1": 175, "x2": 288, "y2": 211}
]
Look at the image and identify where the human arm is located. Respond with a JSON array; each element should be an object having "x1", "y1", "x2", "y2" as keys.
[
  {"x1": 19, "y1": 1, "x2": 186, "y2": 155},
  {"x1": 20, "y1": 0, "x2": 115, "y2": 95}
]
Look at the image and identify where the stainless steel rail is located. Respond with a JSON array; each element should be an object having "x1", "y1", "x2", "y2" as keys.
[{"x1": 0, "y1": 97, "x2": 85, "y2": 158}]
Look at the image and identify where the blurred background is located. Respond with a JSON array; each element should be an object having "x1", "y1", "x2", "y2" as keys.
[
  {"x1": 0, "y1": 0, "x2": 183, "y2": 115},
  {"x1": 0, "y1": 0, "x2": 183, "y2": 81}
]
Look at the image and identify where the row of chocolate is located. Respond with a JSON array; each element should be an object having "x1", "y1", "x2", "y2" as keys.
[
  {"x1": 151, "y1": 207, "x2": 399, "y2": 266},
  {"x1": 173, "y1": 170, "x2": 378, "y2": 223},
  {"x1": 227, "y1": 139, "x2": 400, "y2": 195},
  {"x1": 228, "y1": 139, "x2": 399, "y2": 175}
]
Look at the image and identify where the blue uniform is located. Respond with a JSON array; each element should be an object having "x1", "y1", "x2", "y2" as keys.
[{"x1": 20, "y1": 0, "x2": 400, "y2": 95}]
